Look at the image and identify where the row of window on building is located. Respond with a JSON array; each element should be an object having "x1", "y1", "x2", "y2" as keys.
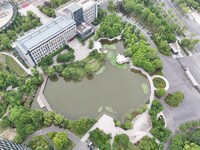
[{"x1": 31, "y1": 26, "x2": 76, "y2": 63}]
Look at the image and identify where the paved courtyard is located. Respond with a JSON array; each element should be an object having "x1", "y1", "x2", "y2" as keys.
[
  {"x1": 68, "y1": 38, "x2": 92, "y2": 61},
  {"x1": 81, "y1": 112, "x2": 152, "y2": 145}
]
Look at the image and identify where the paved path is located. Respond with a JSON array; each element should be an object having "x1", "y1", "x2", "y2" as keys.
[
  {"x1": 152, "y1": 75, "x2": 170, "y2": 91},
  {"x1": 129, "y1": 62, "x2": 155, "y2": 109},
  {"x1": 25, "y1": 126, "x2": 80, "y2": 144},
  {"x1": 0, "y1": 52, "x2": 32, "y2": 75},
  {"x1": 24, "y1": 126, "x2": 88, "y2": 150},
  {"x1": 36, "y1": 74, "x2": 52, "y2": 111}
]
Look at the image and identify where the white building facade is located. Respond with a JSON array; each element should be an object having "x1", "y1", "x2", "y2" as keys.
[
  {"x1": 55, "y1": 0, "x2": 97, "y2": 23},
  {"x1": 13, "y1": 16, "x2": 76, "y2": 67},
  {"x1": 80, "y1": 0, "x2": 97, "y2": 23}
]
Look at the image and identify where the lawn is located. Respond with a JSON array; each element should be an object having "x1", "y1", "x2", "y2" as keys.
[
  {"x1": 5, "y1": 56, "x2": 28, "y2": 78},
  {"x1": 103, "y1": 44, "x2": 116, "y2": 50}
]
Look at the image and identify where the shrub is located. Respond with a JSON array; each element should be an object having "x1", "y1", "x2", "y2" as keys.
[
  {"x1": 88, "y1": 39, "x2": 94, "y2": 49},
  {"x1": 153, "y1": 77, "x2": 166, "y2": 88},
  {"x1": 122, "y1": 120, "x2": 133, "y2": 130},
  {"x1": 156, "y1": 88, "x2": 166, "y2": 97},
  {"x1": 165, "y1": 91, "x2": 184, "y2": 107}
]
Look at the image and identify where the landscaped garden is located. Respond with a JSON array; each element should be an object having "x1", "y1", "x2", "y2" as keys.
[
  {"x1": 0, "y1": 11, "x2": 41, "y2": 51},
  {"x1": 170, "y1": 119, "x2": 200, "y2": 150},
  {"x1": 149, "y1": 100, "x2": 172, "y2": 143},
  {"x1": 153, "y1": 77, "x2": 166, "y2": 88}
]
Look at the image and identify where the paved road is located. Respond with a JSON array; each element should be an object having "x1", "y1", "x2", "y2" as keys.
[{"x1": 162, "y1": 0, "x2": 200, "y2": 35}]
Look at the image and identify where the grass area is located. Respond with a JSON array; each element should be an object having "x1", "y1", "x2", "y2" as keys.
[
  {"x1": 107, "y1": 51, "x2": 128, "y2": 69},
  {"x1": 153, "y1": 77, "x2": 166, "y2": 88},
  {"x1": 141, "y1": 83, "x2": 148, "y2": 95},
  {"x1": 5, "y1": 56, "x2": 28, "y2": 78},
  {"x1": 103, "y1": 44, "x2": 117, "y2": 50}
]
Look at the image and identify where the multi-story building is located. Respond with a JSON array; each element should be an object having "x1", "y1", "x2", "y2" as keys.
[
  {"x1": 0, "y1": 138, "x2": 31, "y2": 150},
  {"x1": 56, "y1": 0, "x2": 97, "y2": 39},
  {"x1": 56, "y1": 0, "x2": 97, "y2": 23},
  {"x1": 12, "y1": 16, "x2": 76, "y2": 67}
]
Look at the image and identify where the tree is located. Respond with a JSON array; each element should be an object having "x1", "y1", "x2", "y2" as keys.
[
  {"x1": 46, "y1": 66, "x2": 56, "y2": 78},
  {"x1": 88, "y1": 39, "x2": 94, "y2": 49},
  {"x1": 53, "y1": 132, "x2": 69, "y2": 150},
  {"x1": 165, "y1": 91, "x2": 184, "y2": 107},
  {"x1": 62, "y1": 67, "x2": 75, "y2": 79},
  {"x1": 39, "y1": 55, "x2": 53, "y2": 67},
  {"x1": 170, "y1": 134, "x2": 184, "y2": 150},
  {"x1": 96, "y1": 13, "x2": 123, "y2": 38},
  {"x1": 54, "y1": 113, "x2": 64, "y2": 126},
  {"x1": 134, "y1": 4, "x2": 143, "y2": 15},
  {"x1": 69, "y1": 118, "x2": 96, "y2": 136},
  {"x1": 85, "y1": 64, "x2": 93, "y2": 75},
  {"x1": 113, "y1": 134, "x2": 130, "y2": 150},
  {"x1": 123, "y1": 120, "x2": 133, "y2": 130},
  {"x1": 89, "y1": 128, "x2": 111, "y2": 150},
  {"x1": 137, "y1": 136, "x2": 164, "y2": 150},
  {"x1": 9, "y1": 106, "x2": 44, "y2": 140},
  {"x1": 141, "y1": 8, "x2": 151, "y2": 20},
  {"x1": 43, "y1": 111, "x2": 55, "y2": 126}
]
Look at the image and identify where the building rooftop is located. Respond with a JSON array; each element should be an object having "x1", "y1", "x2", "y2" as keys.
[
  {"x1": 66, "y1": 3, "x2": 82, "y2": 13},
  {"x1": 77, "y1": 22, "x2": 91, "y2": 34},
  {"x1": 14, "y1": 16, "x2": 76, "y2": 52},
  {"x1": 76, "y1": 0, "x2": 96, "y2": 10}
]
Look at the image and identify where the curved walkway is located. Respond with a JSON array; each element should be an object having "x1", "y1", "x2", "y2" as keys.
[
  {"x1": 24, "y1": 126, "x2": 88, "y2": 150},
  {"x1": 152, "y1": 75, "x2": 170, "y2": 91},
  {"x1": 129, "y1": 61, "x2": 155, "y2": 109},
  {"x1": 24, "y1": 126, "x2": 80, "y2": 144},
  {"x1": 0, "y1": 52, "x2": 32, "y2": 75},
  {"x1": 97, "y1": 35, "x2": 121, "y2": 42}
]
